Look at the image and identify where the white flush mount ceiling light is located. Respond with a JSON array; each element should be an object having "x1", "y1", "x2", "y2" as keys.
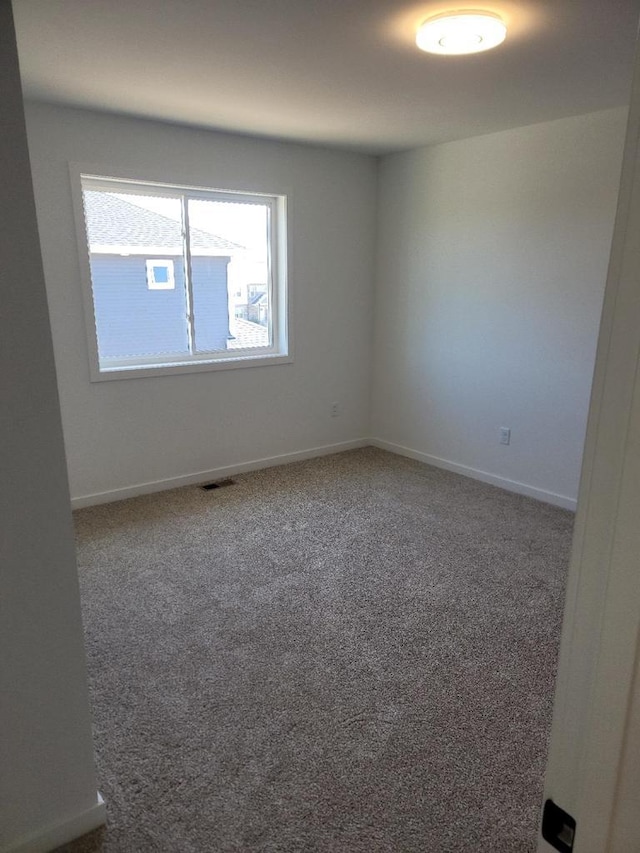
[{"x1": 416, "y1": 10, "x2": 507, "y2": 55}]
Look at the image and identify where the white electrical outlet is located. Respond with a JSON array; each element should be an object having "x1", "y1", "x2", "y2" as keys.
[
  {"x1": 331, "y1": 402, "x2": 340, "y2": 417},
  {"x1": 499, "y1": 427, "x2": 511, "y2": 445}
]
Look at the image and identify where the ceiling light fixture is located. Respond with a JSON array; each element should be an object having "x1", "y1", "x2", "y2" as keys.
[{"x1": 416, "y1": 10, "x2": 507, "y2": 55}]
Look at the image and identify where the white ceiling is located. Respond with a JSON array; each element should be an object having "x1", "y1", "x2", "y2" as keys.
[{"x1": 12, "y1": 0, "x2": 640, "y2": 154}]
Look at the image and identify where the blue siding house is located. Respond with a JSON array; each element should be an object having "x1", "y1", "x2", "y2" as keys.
[{"x1": 83, "y1": 191, "x2": 241, "y2": 360}]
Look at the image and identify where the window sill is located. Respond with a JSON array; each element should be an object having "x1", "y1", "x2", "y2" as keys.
[{"x1": 89, "y1": 352, "x2": 293, "y2": 382}]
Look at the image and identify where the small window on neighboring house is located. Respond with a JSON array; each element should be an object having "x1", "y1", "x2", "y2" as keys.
[
  {"x1": 146, "y1": 259, "x2": 175, "y2": 290},
  {"x1": 71, "y1": 170, "x2": 290, "y2": 380}
]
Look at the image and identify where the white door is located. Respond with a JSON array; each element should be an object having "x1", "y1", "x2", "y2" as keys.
[{"x1": 538, "y1": 31, "x2": 640, "y2": 853}]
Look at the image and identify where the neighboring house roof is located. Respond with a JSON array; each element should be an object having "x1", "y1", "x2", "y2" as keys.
[
  {"x1": 228, "y1": 317, "x2": 269, "y2": 350},
  {"x1": 83, "y1": 190, "x2": 244, "y2": 256}
]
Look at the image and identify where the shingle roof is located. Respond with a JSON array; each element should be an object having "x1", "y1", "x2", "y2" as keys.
[
  {"x1": 228, "y1": 317, "x2": 269, "y2": 350},
  {"x1": 83, "y1": 191, "x2": 244, "y2": 255}
]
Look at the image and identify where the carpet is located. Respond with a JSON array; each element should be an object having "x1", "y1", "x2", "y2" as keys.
[{"x1": 57, "y1": 448, "x2": 572, "y2": 852}]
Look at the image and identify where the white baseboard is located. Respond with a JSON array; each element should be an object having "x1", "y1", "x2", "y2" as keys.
[
  {"x1": 3, "y1": 794, "x2": 105, "y2": 853},
  {"x1": 71, "y1": 439, "x2": 369, "y2": 508},
  {"x1": 70, "y1": 437, "x2": 577, "y2": 512},
  {"x1": 370, "y1": 438, "x2": 577, "y2": 511}
]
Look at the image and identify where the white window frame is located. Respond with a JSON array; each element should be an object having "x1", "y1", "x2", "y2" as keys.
[
  {"x1": 146, "y1": 259, "x2": 175, "y2": 291},
  {"x1": 70, "y1": 165, "x2": 291, "y2": 381}
]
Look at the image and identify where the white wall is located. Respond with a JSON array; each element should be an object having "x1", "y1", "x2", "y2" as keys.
[
  {"x1": 24, "y1": 103, "x2": 627, "y2": 509},
  {"x1": 24, "y1": 103, "x2": 376, "y2": 504},
  {"x1": 372, "y1": 108, "x2": 628, "y2": 508},
  {"x1": 0, "y1": 5, "x2": 103, "y2": 852}
]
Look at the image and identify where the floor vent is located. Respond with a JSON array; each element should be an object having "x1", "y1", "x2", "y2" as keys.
[{"x1": 201, "y1": 478, "x2": 236, "y2": 491}]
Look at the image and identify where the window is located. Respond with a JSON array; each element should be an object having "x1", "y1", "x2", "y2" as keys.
[
  {"x1": 73, "y1": 171, "x2": 289, "y2": 379},
  {"x1": 146, "y1": 259, "x2": 175, "y2": 290}
]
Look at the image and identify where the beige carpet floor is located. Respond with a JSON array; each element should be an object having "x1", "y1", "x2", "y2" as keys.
[{"x1": 57, "y1": 448, "x2": 572, "y2": 852}]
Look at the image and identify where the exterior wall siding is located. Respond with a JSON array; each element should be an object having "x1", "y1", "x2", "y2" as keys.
[
  {"x1": 191, "y1": 256, "x2": 232, "y2": 352},
  {"x1": 89, "y1": 254, "x2": 230, "y2": 358}
]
